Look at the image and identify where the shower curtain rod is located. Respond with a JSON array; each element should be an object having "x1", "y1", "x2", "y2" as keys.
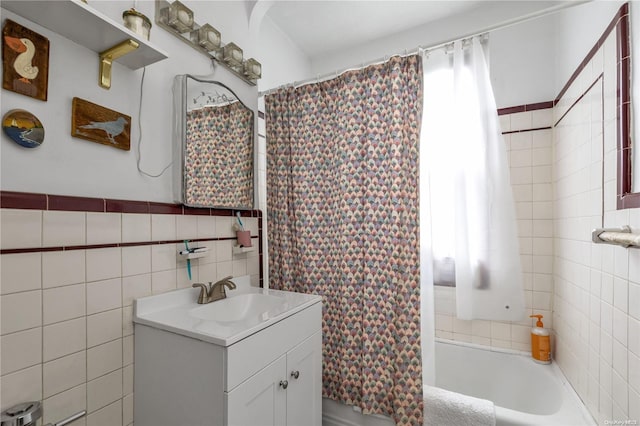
[{"x1": 258, "y1": 1, "x2": 588, "y2": 97}]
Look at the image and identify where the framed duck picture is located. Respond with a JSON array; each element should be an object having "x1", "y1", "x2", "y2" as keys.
[{"x1": 2, "y1": 19, "x2": 49, "y2": 101}]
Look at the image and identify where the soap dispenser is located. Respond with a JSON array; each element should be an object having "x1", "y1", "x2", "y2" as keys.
[{"x1": 530, "y1": 314, "x2": 551, "y2": 364}]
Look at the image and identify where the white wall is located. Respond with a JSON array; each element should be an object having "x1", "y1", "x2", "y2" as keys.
[
  {"x1": 257, "y1": 15, "x2": 312, "y2": 91},
  {"x1": 0, "y1": 0, "x2": 266, "y2": 202},
  {"x1": 553, "y1": 0, "x2": 625, "y2": 96},
  {"x1": 304, "y1": 2, "x2": 569, "y2": 108}
]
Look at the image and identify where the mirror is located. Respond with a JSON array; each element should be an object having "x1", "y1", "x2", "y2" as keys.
[{"x1": 174, "y1": 75, "x2": 254, "y2": 209}]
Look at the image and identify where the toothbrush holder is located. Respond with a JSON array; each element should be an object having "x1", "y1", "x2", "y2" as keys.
[{"x1": 236, "y1": 230, "x2": 252, "y2": 247}]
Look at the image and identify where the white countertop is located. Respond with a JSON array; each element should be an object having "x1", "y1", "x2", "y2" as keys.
[{"x1": 133, "y1": 278, "x2": 322, "y2": 347}]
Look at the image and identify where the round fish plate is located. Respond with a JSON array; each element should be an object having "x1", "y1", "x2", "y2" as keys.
[{"x1": 2, "y1": 109, "x2": 44, "y2": 148}]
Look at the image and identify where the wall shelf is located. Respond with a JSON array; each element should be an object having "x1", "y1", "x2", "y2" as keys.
[
  {"x1": 233, "y1": 245, "x2": 255, "y2": 255},
  {"x1": 154, "y1": 0, "x2": 257, "y2": 86},
  {"x1": 2, "y1": 0, "x2": 169, "y2": 70}
]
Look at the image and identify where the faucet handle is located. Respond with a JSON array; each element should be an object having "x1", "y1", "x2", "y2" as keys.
[{"x1": 192, "y1": 283, "x2": 209, "y2": 304}]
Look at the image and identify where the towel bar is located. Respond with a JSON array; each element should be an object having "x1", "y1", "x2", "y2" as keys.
[{"x1": 592, "y1": 225, "x2": 640, "y2": 248}]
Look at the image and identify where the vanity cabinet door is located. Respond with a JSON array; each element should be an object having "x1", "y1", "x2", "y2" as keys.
[
  {"x1": 226, "y1": 355, "x2": 287, "y2": 426},
  {"x1": 286, "y1": 331, "x2": 322, "y2": 426}
]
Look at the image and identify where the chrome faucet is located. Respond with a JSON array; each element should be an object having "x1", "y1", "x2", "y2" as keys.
[{"x1": 192, "y1": 276, "x2": 237, "y2": 304}]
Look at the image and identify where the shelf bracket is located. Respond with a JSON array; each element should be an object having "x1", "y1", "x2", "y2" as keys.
[{"x1": 99, "y1": 39, "x2": 140, "y2": 89}]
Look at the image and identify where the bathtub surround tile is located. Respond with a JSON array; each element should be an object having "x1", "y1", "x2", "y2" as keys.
[
  {"x1": 42, "y1": 250, "x2": 85, "y2": 289},
  {"x1": 0, "y1": 209, "x2": 42, "y2": 250},
  {"x1": 1, "y1": 290, "x2": 42, "y2": 334},
  {"x1": 0, "y1": 252, "x2": 42, "y2": 294},
  {"x1": 1, "y1": 327, "x2": 42, "y2": 375},
  {"x1": 43, "y1": 351, "x2": 86, "y2": 398}
]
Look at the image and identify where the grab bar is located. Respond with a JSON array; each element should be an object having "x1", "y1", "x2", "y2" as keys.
[
  {"x1": 43, "y1": 410, "x2": 86, "y2": 426},
  {"x1": 592, "y1": 225, "x2": 640, "y2": 248}
]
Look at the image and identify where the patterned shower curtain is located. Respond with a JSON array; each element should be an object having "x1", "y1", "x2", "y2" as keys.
[
  {"x1": 185, "y1": 102, "x2": 253, "y2": 207},
  {"x1": 266, "y1": 56, "x2": 423, "y2": 425}
]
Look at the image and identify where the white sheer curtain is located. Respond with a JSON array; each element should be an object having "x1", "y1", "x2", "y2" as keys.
[{"x1": 420, "y1": 36, "x2": 525, "y2": 322}]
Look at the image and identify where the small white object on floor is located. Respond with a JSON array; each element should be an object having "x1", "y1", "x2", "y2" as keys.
[{"x1": 423, "y1": 385, "x2": 495, "y2": 426}]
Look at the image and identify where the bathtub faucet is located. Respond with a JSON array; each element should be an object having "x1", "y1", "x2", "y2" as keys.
[{"x1": 192, "y1": 276, "x2": 236, "y2": 304}]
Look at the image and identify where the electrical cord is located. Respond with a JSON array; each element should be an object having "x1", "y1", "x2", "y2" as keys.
[{"x1": 136, "y1": 66, "x2": 172, "y2": 177}]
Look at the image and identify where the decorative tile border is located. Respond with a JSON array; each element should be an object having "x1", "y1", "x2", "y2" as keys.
[
  {"x1": 0, "y1": 191, "x2": 262, "y2": 217},
  {"x1": 0, "y1": 190, "x2": 264, "y2": 286},
  {"x1": 497, "y1": 101, "x2": 554, "y2": 116},
  {"x1": 502, "y1": 126, "x2": 552, "y2": 135}
]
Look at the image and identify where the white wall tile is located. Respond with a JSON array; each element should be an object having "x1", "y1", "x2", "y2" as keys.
[
  {"x1": 122, "y1": 364, "x2": 133, "y2": 396},
  {"x1": 121, "y1": 246, "x2": 151, "y2": 277},
  {"x1": 1, "y1": 327, "x2": 42, "y2": 375},
  {"x1": 42, "y1": 384, "x2": 86, "y2": 426},
  {"x1": 43, "y1": 318, "x2": 86, "y2": 362},
  {"x1": 86, "y1": 399, "x2": 122, "y2": 426},
  {"x1": 1, "y1": 290, "x2": 42, "y2": 334},
  {"x1": 151, "y1": 214, "x2": 176, "y2": 241},
  {"x1": 87, "y1": 278, "x2": 122, "y2": 315},
  {"x1": 0, "y1": 209, "x2": 42, "y2": 250},
  {"x1": 87, "y1": 309, "x2": 122, "y2": 348},
  {"x1": 86, "y1": 248, "x2": 121, "y2": 283},
  {"x1": 42, "y1": 250, "x2": 85, "y2": 289},
  {"x1": 510, "y1": 111, "x2": 532, "y2": 130},
  {"x1": 123, "y1": 335, "x2": 134, "y2": 367},
  {"x1": 121, "y1": 213, "x2": 151, "y2": 243},
  {"x1": 0, "y1": 253, "x2": 41, "y2": 295},
  {"x1": 123, "y1": 393, "x2": 133, "y2": 426},
  {"x1": 87, "y1": 369, "x2": 122, "y2": 413},
  {"x1": 122, "y1": 306, "x2": 134, "y2": 337},
  {"x1": 87, "y1": 340, "x2": 122, "y2": 381},
  {"x1": 1, "y1": 365, "x2": 42, "y2": 412},
  {"x1": 42, "y1": 211, "x2": 85, "y2": 247},
  {"x1": 196, "y1": 216, "x2": 216, "y2": 239},
  {"x1": 215, "y1": 216, "x2": 235, "y2": 238},
  {"x1": 43, "y1": 351, "x2": 86, "y2": 398},
  {"x1": 176, "y1": 215, "x2": 198, "y2": 239},
  {"x1": 151, "y1": 244, "x2": 177, "y2": 272},
  {"x1": 151, "y1": 270, "x2": 176, "y2": 294},
  {"x1": 122, "y1": 274, "x2": 151, "y2": 307},
  {"x1": 43, "y1": 283, "x2": 85, "y2": 325},
  {"x1": 87, "y1": 213, "x2": 121, "y2": 245}
]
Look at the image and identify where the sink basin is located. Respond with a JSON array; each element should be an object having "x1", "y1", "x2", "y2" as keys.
[
  {"x1": 133, "y1": 276, "x2": 323, "y2": 346},
  {"x1": 189, "y1": 293, "x2": 286, "y2": 323}
]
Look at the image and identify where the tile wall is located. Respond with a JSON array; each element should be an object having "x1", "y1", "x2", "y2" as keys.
[
  {"x1": 434, "y1": 107, "x2": 555, "y2": 352},
  {"x1": 552, "y1": 20, "x2": 640, "y2": 424},
  {"x1": 0, "y1": 202, "x2": 261, "y2": 426}
]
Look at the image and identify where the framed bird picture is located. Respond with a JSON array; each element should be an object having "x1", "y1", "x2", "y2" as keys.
[
  {"x1": 2, "y1": 19, "x2": 49, "y2": 101},
  {"x1": 71, "y1": 97, "x2": 131, "y2": 151}
]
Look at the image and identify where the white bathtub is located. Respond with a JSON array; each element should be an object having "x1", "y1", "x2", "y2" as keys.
[
  {"x1": 322, "y1": 340, "x2": 595, "y2": 426},
  {"x1": 435, "y1": 340, "x2": 595, "y2": 426}
]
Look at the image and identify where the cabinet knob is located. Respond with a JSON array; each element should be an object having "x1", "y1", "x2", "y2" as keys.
[
  {"x1": 290, "y1": 370, "x2": 300, "y2": 379},
  {"x1": 279, "y1": 380, "x2": 288, "y2": 389}
]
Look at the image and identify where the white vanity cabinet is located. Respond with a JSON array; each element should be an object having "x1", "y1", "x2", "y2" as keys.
[
  {"x1": 226, "y1": 331, "x2": 322, "y2": 426},
  {"x1": 133, "y1": 285, "x2": 322, "y2": 426}
]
